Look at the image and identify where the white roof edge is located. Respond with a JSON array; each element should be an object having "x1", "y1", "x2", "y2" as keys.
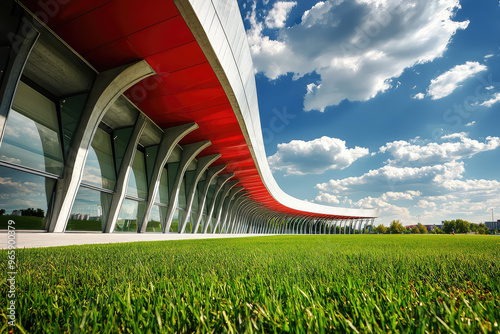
[{"x1": 178, "y1": 0, "x2": 378, "y2": 218}]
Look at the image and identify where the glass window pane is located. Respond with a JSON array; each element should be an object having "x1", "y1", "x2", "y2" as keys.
[
  {"x1": 0, "y1": 166, "x2": 54, "y2": 230},
  {"x1": 178, "y1": 177, "x2": 187, "y2": 210},
  {"x1": 145, "y1": 145, "x2": 158, "y2": 184},
  {"x1": 114, "y1": 199, "x2": 146, "y2": 232},
  {"x1": 0, "y1": 82, "x2": 63, "y2": 175},
  {"x1": 154, "y1": 168, "x2": 168, "y2": 205},
  {"x1": 113, "y1": 127, "x2": 134, "y2": 173},
  {"x1": 82, "y1": 127, "x2": 116, "y2": 190},
  {"x1": 146, "y1": 204, "x2": 166, "y2": 233},
  {"x1": 127, "y1": 150, "x2": 147, "y2": 200},
  {"x1": 169, "y1": 209, "x2": 180, "y2": 232},
  {"x1": 192, "y1": 188, "x2": 199, "y2": 213},
  {"x1": 60, "y1": 94, "x2": 87, "y2": 157},
  {"x1": 66, "y1": 187, "x2": 111, "y2": 231}
]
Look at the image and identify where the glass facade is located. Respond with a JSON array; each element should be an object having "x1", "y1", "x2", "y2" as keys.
[
  {"x1": 0, "y1": 81, "x2": 64, "y2": 175},
  {"x1": 0, "y1": 166, "x2": 55, "y2": 230},
  {"x1": 127, "y1": 150, "x2": 148, "y2": 200},
  {"x1": 145, "y1": 204, "x2": 166, "y2": 232},
  {"x1": 66, "y1": 187, "x2": 111, "y2": 231},
  {"x1": 114, "y1": 199, "x2": 146, "y2": 232},
  {"x1": 82, "y1": 128, "x2": 116, "y2": 191}
]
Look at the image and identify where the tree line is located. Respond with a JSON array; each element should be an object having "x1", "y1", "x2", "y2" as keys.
[{"x1": 373, "y1": 219, "x2": 496, "y2": 235}]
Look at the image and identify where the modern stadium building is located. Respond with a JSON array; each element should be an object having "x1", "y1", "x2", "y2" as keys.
[{"x1": 0, "y1": 0, "x2": 377, "y2": 235}]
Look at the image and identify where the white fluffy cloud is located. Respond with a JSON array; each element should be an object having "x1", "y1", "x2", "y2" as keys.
[
  {"x1": 265, "y1": 1, "x2": 297, "y2": 28},
  {"x1": 316, "y1": 161, "x2": 466, "y2": 194},
  {"x1": 314, "y1": 133, "x2": 500, "y2": 225},
  {"x1": 412, "y1": 93, "x2": 425, "y2": 100},
  {"x1": 379, "y1": 133, "x2": 500, "y2": 165},
  {"x1": 480, "y1": 92, "x2": 500, "y2": 107},
  {"x1": 427, "y1": 61, "x2": 487, "y2": 100},
  {"x1": 268, "y1": 136, "x2": 369, "y2": 175},
  {"x1": 315, "y1": 192, "x2": 341, "y2": 204},
  {"x1": 246, "y1": 0, "x2": 469, "y2": 111}
]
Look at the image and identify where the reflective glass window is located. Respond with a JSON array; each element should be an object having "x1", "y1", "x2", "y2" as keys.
[
  {"x1": 0, "y1": 166, "x2": 55, "y2": 230},
  {"x1": 114, "y1": 199, "x2": 146, "y2": 232},
  {"x1": 146, "y1": 204, "x2": 166, "y2": 233},
  {"x1": 60, "y1": 94, "x2": 87, "y2": 157},
  {"x1": 66, "y1": 187, "x2": 111, "y2": 231},
  {"x1": 178, "y1": 177, "x2": 187, "y2": 210},
  {"x1": 126, "y1": 150, "x2": 147, "y2": 200},
  {"x1": 0, "y1": 82, "x2": 63, "y2": 175},
  {"x1": 169, "y1": 209, "x2": 180, "y2": 232},
  {"x1": 82, "y1": 128, "x2": 116, "y2": 190},
  {"x1": 154, "y1": 168, "x2": 168, "y2": 205},
  {"x1": 113, "y1": 127, "x2": 134, "y2": 173}
]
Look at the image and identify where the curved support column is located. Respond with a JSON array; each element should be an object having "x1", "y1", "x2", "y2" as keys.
[
  {"x1": 191, "y1": 164, "x2": 226, "y2": 233},
  {"x1": 104, "y1": 115, "x2": 148, "y2": 232},
  {"x1": 202, "y1": 173, "x2": 234, "y2": 233},
  {"x1": 221, "y1": 187, "x2": 245, "y2": 233},
  {"x1": 178, "y1": 153, "x2": 220, "y2": 233},
  {"x1": 49, "y1": 60, "x2": 156, "y2": 232},
  {"x1": 164, "y1": 140, "x2": 211, "y2": 233},
  {"x1": 226, "y1": 193, "x2": 248, "y2": 233},
  {"x1": 139, "y1": 122, "x2": 198, "y2": 232},
  {"x1": 212, "y1": 180, "x2": 239, "y2": 233}
]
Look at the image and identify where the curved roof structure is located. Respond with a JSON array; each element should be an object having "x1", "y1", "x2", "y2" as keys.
[{"x1": 18, "y1": 0, "x2": 377, "y2": 227}]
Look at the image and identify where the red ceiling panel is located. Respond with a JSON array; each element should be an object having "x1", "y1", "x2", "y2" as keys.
[{"x1": 21, "y1": 0, "x2": 358, "y2": 219}]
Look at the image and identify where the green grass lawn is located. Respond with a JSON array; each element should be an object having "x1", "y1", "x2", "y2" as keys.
[
  {"x1": 1, "y1": 235, "x2": 499, "y2": 333},
  {"x1": 0, "y1": 215, "x2": 45, "y2": 230}
]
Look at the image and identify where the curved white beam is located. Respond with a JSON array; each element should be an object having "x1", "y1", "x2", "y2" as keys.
[{"x1": 174, "y1": 0, "x2": 378, "y2": 219}]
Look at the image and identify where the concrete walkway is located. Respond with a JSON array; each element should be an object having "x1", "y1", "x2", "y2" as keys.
[{"x1": 0, "y1": 232, "x2": 273, "y2": 249}]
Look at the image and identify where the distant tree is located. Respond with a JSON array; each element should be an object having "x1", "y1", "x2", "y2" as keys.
[
  {"x1": 0, "y1": 209, "x2": 5, "y2": 216},
  {"x1": 375, "y1": 224, "x2": 387, "y2": 234},
  {"x1": 20, "y1": 208, "x2": 45, "y2": 218},
  {"x1": 477, "y1": 227, "x2": 486, "y2": 235},
  {"x1": 411, "y1": 226, "x2": 420, "y2": 234},
  {"x1": 455, "y1": 219, "x2": 470, "y2": 233},
  {"x1": 442, "y1": 220, "x2": 456, "y2": 234},
  {"x1": 417, "y1": 223, "x2": 428, "y2": 234},
  {"x1": 432, "y1": 226, "x2": 442, "y2": 234},
  {"x1": 494, "y1": 230, "x2": 498, "y2": 235},
  {"x1": 389, "y1": 220, "x2": 405, "y2": 234}
]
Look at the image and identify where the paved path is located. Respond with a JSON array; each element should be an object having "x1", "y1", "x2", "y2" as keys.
[{"x1": 0, "y1": 232, "x2": 273, "y2": 249}]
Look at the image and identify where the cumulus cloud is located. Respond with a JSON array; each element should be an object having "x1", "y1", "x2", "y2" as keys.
[
  {"x1": 353, "y1": 196, "x2": 411, "y2": 218},
  {"x1": 265, "y1": 1, "x2": 297, "y2": 28},
  {"x1": 380, "y1": 191, "x2": 421, "y2": 201},
  {"x1": 412, "y1": 93, "x2": 425, "y2": 100},
  {"x1": 480, "y1": 92, "x2": 500, "y2": 107},
  {"x1": 316, "y1": 161, "x2": 466, "y2": 194},
  {"x1": 246, "y1": 0, "x2": 469, "y2": 111},
  {"x1": 427, "y1": 61, "x2": 487, "y2": 100},
  {"x1": 415, "y1": 199, "x2": 437, "y2": 208},
  {"x1": 315, "y1": 191, "x2": 340, "y2": 204},
  {"x1": 379, "y1": 133, "x2": 499, "y2": 166},
  {"x1": 268, "y1": 136, "x2": 369, "y2": 175},
  {"x1": 465, "y1": 121, "x2": 476, "y2": 127}
]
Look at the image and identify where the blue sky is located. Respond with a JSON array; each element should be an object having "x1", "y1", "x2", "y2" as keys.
[{"x1": 238, "y1": 0, "x2": 500, "y2": 226}]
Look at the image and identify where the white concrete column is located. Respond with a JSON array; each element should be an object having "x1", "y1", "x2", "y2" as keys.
[
  {"x1": 139, "y1": 123, "x2": 198, "y2": 233},
  {"x1": 212, "y1": 180, "x2": 239, "y2": 233},
  {"x1": 191, "y1": 164, "x2": 226, "y2": 233},
  {"x1": 163, "y1": 140, "x2": 211, "y2": 233},
  {"x1": 48, "y1": 60, "x2": 155, "y2": 232},
  {"x1": 178, "y1": 153, "x2": 220, "y2": 233},
  {"x1": 202, "y1": 173, "x2": 234, "y2": 233},
  {"x1": 104, "y1": 114, "x2": 147, "y2": 232}
]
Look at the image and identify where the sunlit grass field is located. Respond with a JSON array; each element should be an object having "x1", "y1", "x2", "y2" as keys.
[{"x1": 1, "y1": 235, "x2": 499, "y2": 333}]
